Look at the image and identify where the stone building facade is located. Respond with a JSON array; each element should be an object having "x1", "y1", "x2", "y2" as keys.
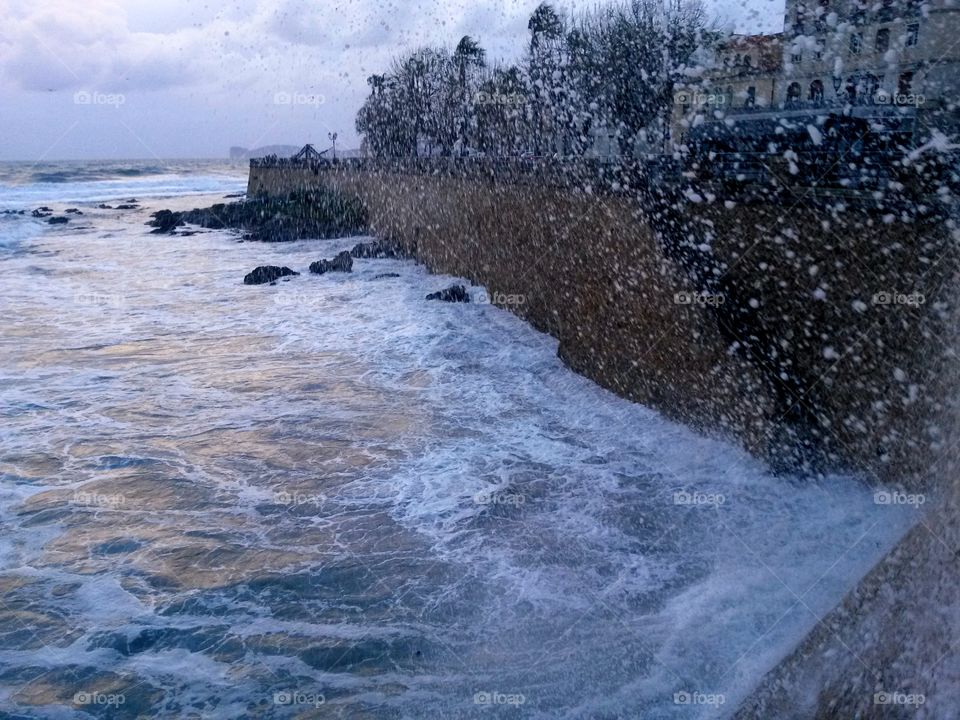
[{"x1": 672, "y1": 0, "x2": 960, "y2": 144}]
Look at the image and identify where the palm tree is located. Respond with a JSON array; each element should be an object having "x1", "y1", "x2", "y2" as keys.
[
  {"x1": 452, "y1": 36, "x2": 487, "y2": 154},
  {"x1": 528, "y1": 3, "x2": 564, "y2": 54},
  {"x1": 453, "y1": 35, "x2": 486, "y2": 90}
]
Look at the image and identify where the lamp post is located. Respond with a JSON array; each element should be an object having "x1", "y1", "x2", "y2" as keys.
[{"x1": 328, "y1": 132, "x2": 338, "y2": 160}]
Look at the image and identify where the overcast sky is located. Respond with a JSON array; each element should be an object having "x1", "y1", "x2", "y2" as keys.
[{"x1": 0, "y1": 0, "x2": 784, "y2": 160}]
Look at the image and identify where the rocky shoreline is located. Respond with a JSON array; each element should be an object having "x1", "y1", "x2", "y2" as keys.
[
  {"x1": 148, "y1": 194, "x2": 475, "y2": 302},
  {"x1": 146, "y1": 189, "x2": 367, "y2": 242}
]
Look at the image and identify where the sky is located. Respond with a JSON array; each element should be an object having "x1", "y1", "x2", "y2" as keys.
[{"x1": 0, "y1": 0, "x2": 784, "y2": 160}]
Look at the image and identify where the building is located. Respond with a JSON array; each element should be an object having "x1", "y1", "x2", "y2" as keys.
[
  {"x1": 780, "y1": 0, "x2": 959, "y2": 110},
  {"x1": 672, "y1": 0, "x2": 960, "y2": 146}
]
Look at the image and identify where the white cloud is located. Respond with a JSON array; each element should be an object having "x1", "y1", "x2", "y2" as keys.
[{"x1": 0, "y1": 0, "x2": 781, "y2": 158}]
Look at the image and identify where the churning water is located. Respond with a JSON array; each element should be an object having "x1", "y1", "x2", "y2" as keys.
[{"x1": 0, "y1": 163, "x2": 918, "y2": 719}]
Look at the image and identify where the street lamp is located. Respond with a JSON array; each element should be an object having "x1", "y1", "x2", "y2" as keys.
[{"x1": 328, "y1": 132, "x2": 338, "y2": 160}]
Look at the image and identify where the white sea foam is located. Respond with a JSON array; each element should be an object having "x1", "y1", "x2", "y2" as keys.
[{"x1": 0, "y1": 194, "x2": 920, "y2": 719}]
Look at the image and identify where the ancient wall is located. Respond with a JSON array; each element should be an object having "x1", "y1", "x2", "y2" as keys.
[{"x1": 247, "y1": 161, "x2": 956, "y2": 487}]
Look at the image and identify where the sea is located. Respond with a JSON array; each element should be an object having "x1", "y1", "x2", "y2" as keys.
[{"x1": 0, "y1": 160, "x2": 919, "y2": 719}]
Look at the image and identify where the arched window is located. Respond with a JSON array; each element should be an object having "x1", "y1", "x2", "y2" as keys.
[
  {"x1": 845, "y1": 77, "x2": 858, "y2": 103},
  {"x1": 787, "y1": 82, "x2": 802, "y2": 105},
  {"x1": 809, "y1": 79, "x2": 824, "y2": 102}
]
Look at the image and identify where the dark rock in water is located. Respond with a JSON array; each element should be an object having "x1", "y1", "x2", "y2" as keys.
[
  {"x1": 350, "y1": 240, "x2": 398, "y2": 259},
  {"x1": 116, "y1": 204, "x2": 139, "y2": 210},
  {"x1": 97, "y1": 204, "x2": 113, "y2": 209},
  {"x1": 309, "y1": 251, "x2": 353, "y2": 275},
  {"x1": 149, "y1": 209, "x2": 182, "y2": 234},
  {"x1": 65, "y1": 208, "x2": 83, "y2": 215},
  {"x1": 372, "y1": 273, "x2": 401, "y2": 280},
  {"x1": 426, "y1": 285, "x2": 470, "y2": 303},
  {"x1": 31, "y1": 207, "x2": 53, "y2": 217},
  {"x1": 223, "y1": 192, "x2": 245, "y2": 199},
  {"x1": 125, "y1": 198, "x2": 138, "y2": 203},
  {"x1": 47, "y1": 216, "x2": 69, "y2": 225},
  {"x1": 243, "y1": 266, "x2": 299, "y2": 285},
  {"x1": 1, "y1": 210, "x2": 24, "y2": 215},
  {"x1": 146, "y1": 189, "x2": 368, "y2": 243}
]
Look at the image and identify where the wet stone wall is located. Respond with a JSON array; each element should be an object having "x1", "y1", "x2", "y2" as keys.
[{"x1": 248, "y1": 161, "x2": 958, "y2": 489}]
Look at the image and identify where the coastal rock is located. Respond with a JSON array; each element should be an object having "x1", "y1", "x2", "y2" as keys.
[
  {"x1": 426, "y1": 285, "x2": 470, "y2": 303},
  {"x1": 149, "y1": 210, "x2": 183, "y2": 234},
  {"x1": 97, "y1": 204, "x2": 113, "y2": 209},
  {"x1": 373, "y1": 273, "x2": 401, "y2": 280},
  {"x1": 350, "y1": 240, "x2": 397, "y2": 259},
  {"x1": 146, "y1": 190, "x2": 368, "y2": 243},
  {"x1": 116, "y1": 204, "x2": 139, "y2": 210},
  {"x1": 65, "y1": 208, "x2": 83, "y2": 215},
  {"x1": 47, "y1": 216, "x2": 70, "y2": 225},
  {"x1": 31, "y1": 207, "x2": 53, "y2": 217},
  {"x1": 243, "y1": 266, "x2": 299, "y2": 285},
  {"x1": 1, "y1": 210, "x2": 24, "y2": 215},
  {"x1": 309, "y1": 251, "x2": 353, "y2": 275}
]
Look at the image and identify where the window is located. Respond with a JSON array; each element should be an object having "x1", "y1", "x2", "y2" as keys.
[
  {"x1": 787, "y1": 82, "x2": 802, "y2": 104},
  {"x1": 746, "y1": 86, "x2": 757, "y2": 107},
  {"x1": 906, "y1": 24, "x2": 919, "y2": 47},
  {"x1": 852, "y1": 1, "x2": 868, "y2": 23},
  {"x1": 876, "y1": 28, "x2": 890, "y2": 53},
  {"x1": 850, "y1": 33, "x2": 863, "y2": 55},
  {"x1": 809, "y1": 80, "x2": 824, "y2": 102},
  {"x1": 878, "y1": 0, "x2": 896, "y2": 21},
  {"x1": 898, "y1": 72, "x2": 914, "y2": 97},
  {"x1": 791, "y1": 51, "x2": 803, "y2": 63},
  {"x1": 743, "y1": 55, "x2": 752, "y2": 67},
  {"x1": 845, "y1": 77, "x2": 857, "y2": 102}
]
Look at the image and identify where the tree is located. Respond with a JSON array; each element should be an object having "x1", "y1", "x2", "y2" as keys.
[
  {"x1": 355, "y1": 0, "x2": 717, "y2": 159},
  {"x1": 452, "y1": 36, "x2": 487, "y2": 154}
]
